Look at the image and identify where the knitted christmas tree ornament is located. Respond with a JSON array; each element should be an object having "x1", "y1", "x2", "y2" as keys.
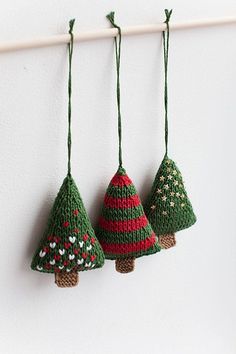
[
  {"x1": 97, "y1": 12, "x2": 161, "y2": 273},
  {"x1": 145, "y1": 156, "x2": 196, "y2": 247},
  {"x1": 144, "y1": 10, "x2": 196, "y2": 249},
  {"x1": 31, "y1": 20, "x2": 105, "y2": 287}
]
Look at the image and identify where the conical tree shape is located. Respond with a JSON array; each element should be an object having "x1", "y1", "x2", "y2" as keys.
[
  {"x1": 31, "y1": 20, "x2": 105, "y2": 287},
  {"x1": 31, "y1": 175, "x2": 105, "y2": 285},
  {"x1": 98, "y1": 13, "x2": 160, "y2": 273},
  {"x1": 144, "y1": 156, "x2": 196, "y2": 243},
  {"x1": 97, "y1": 167, "x2": 161, "y2": 272},
  {"x1": 144, "y1": 10, "x2": 196, "y2": 248}
]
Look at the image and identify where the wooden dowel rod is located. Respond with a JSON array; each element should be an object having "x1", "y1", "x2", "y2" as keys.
[{"x1": 0, "y1": 16, "x2": 236, "y2": 53}]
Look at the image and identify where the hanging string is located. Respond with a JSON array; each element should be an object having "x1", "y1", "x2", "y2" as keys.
[
  {"x1": 107, "y1": 12, "x2": 123, "y2": 168},
  {"x1": 163, "y1": 9, "x2": 172, "y2": 157},
  {"x1": 67, "y1": 19, "x2": 75, "y2": 176}
]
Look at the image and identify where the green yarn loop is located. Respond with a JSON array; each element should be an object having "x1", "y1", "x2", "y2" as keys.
[
  {"x1": 163, "y1": 9, "x2": 172, "y2": 157},
  {"x1": 107, "y1": 12, "x2": 123, "y2": 168},
  {"x1": 31, "y1": 19, "x2": 106, "y2": 277},
  {"x1": 144, "y1": 10, "x2": 196, "y2": 237},
  {"x1": 67, "y1": 19, "x2": 75, "y2": 176}
]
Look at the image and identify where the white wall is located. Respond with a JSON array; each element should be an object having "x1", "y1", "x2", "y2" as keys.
[{"x1": 0, "y1": 1, "x2": 236, "y2": 354}]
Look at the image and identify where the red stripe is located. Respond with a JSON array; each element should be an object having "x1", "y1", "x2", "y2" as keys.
[
  {"x1": 99, "y1": 215, "x2": 148, "y2": 232},
  {"x1": 100, "y1": 233, "x2": 156, "y2": 254},
  {"x1": 111, "y1": 173, "x2": 132, "y2": 186},
  {"x1": 104, "y1": 194, "x2": 141, "y2": 209}
]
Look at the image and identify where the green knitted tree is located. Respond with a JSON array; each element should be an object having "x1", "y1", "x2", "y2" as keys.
[
  {"x1": 145, "y1": 156, "x2": 196, "y2": 247},
  {"x1": 97, "y1": 166, "x2": 161, "y2": 273},
  {"x1": 31, "y1": 20, "x2": 104, "y2": 287},
  {"x1": 31, "y1": 176, "x2": 105, "y2": 286},
  {"x1": 144, "y1": 10, "x2": 196, "y2": 249},
  {"x1": 97, "y1": 12, "x2": 161, "y2": 273}
]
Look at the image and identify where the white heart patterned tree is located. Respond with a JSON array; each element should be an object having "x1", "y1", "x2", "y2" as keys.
[{"x1": 31, "y1": 19, "x2": 105, "y2": 287}]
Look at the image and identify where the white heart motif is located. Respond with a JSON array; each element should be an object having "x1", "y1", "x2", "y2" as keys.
[
  {"x1": 85, "y1": 262, "x2": 91, "y2": 268},
  {"x1": 69, "y1": 254, "x2": 75, "y2": 260},
  {"x1": 39, "y1": 250, "x2": 46, "y2": 258},
  {"x1": 37, "y1": 265, "x2": 43, "y2": 270},
  {"x1": 59, "y1": 265, "x2": 64, "y2": 269},
  {"x1": 86, "y1": 244, "x2": 92, "y2": 251},
  {"x1": 50, "y1": 259, "x2": 55, "y2": 265},
  {"x1": 77, "y1": 259, "x2": 84, "y2": 265},
  {"x1": 79, "y1": 241, "x2": 84, "y2": 248},
  {"x1": 69, "y1": 236, "x2": 76, "y2": 244},
  {"x1": 50, "y1": 242, "x2": 56, "y2": 249},
  {"x1": 59, "y1": 249, "x2": 65, "y2": 255}
]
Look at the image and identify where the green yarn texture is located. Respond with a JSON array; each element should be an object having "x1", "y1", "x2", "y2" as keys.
[
  {"x1": 144, "y1": 156, "x2": 196, "y2": 235},
  {"x1": 97, "y1": 166, "x2": 161, "y2": 260},
  {"x1": 31, "y1": 175, "x2": 105, "y2": 273},
  {"x1": 144, "y1": 10, "x2": 196, "y2": 237},
  {"x1": 97, "y1": 13, "x2": 160, "y2": 260},
  {"x1": 31, "y1": 20, "x2": 105, "y2": 275}
]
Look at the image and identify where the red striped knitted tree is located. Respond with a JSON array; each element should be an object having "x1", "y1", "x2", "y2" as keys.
[
  {"x1": 97, "y1": 13, "x2": 161, "y2": 273},
  {"x1": 97, "y1": 166, "x2": 160, "y2": 272}
]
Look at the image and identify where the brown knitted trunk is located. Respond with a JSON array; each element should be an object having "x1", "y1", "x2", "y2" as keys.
[
  {"x1": 115, "y1": 257, "x2": 135, "y2": 273},
  {"x1": 55, "y1": 271, "x2": 79, "y2": 287},
  {"x1": 158, "y1": 234, "x2": 176, "y2": 249}
]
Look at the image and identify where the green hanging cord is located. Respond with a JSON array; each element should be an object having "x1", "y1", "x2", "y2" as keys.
[
  {"x1": 163, "y1": 9, "x2": 172, "y2": 158},
  {"x1": 107, "y1": 12, "x2": 123, "y2": 168},
  {"x1": 67, "y1": 19, "x2": 75, "y2": 176}
]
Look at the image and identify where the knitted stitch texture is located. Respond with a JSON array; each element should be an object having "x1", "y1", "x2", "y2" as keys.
[
  {"x1": 31, "y1": 175, "x2": 105, "y2": 273},
  {"x1": 31, "y1": 19, "x2": 105, "y2": 280},
  {"x1": 158, "y1": 234, "x2": 176, "y2": 249},
  {"x1": 55, "y1": 271, "x2": 79, "y2": 287},
  {"x1": 115, "y1": 257, "x2": 135, "y2": 273},
  {"x1": 144, "y1": 156, "x2": 196, "y2": 236},
  {"x1": 97, "y1": 166, "x2": 161, "y2": 260}
]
